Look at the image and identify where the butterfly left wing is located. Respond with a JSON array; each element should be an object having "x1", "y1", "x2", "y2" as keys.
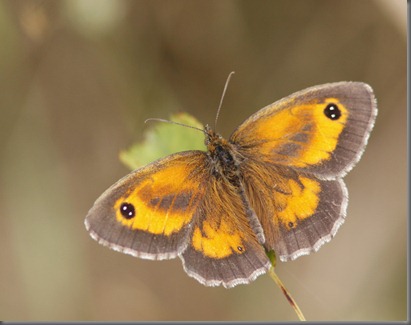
[{"x1": 230, "y1": 82, "x2": 376, "y2": 261}]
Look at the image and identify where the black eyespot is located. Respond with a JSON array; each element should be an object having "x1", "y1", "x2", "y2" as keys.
[
  {"x1": 120, "y1": 202, "x2": 135, "y2": 219},
  {"x1": 288, "y1": 222, "x2": 294, "y2": 228},
  {"x1": 237, "y1": 246, "x2": 244, "y2": 252},
  {"x1": 324, "y1": 103, "x2": 341, "y2": 120}
]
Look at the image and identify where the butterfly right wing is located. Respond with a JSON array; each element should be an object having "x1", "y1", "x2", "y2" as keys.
[
  {"x1": 231, "y1": 82, "x2": 376, "y2": 179},
  {"x1": 230, "y1": 82, "x2": 376, "y2": 261}
]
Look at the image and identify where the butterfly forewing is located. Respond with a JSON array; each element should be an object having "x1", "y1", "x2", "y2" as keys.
[
  {"x1": 231, "y1": 82, "x2": 377, "y2": 178},
  {"x1": 85, "y1": 151, "x2": 208, "y2": 260}
]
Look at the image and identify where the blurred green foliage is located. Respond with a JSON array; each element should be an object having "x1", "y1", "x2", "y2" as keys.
[{"x1": 120, "y1": 113, "x2": 205, "y2": 170}]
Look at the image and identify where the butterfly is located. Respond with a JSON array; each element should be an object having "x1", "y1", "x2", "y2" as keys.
[{"x1": 85, "y1": 77, "x2": 377, "y2": 288}]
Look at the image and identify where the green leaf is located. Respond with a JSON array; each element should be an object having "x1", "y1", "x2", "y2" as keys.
[{"x1": 119, "y1": 112, "x2": 206, "y2": 170}]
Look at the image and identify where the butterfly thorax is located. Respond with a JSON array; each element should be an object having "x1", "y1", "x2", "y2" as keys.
[{"x1": 205, "y1": 125, "x2": 242, "y2": 186}]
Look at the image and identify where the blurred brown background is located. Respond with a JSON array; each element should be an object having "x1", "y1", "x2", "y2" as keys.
[{"x1": 0, "y1": 0, "x2": 406, "y2": 321}]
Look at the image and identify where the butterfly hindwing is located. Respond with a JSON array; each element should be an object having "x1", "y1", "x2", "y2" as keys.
[
  {"x1": 181, "y1": 172, "x2": 270, "y2": 288},
  {"x1": 240, "y1": 160, "x2": 348, "y2": 261}
]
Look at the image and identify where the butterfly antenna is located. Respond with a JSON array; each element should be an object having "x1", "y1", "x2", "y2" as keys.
[
  {"x1": 214, "y1": 71, "x2": 235, "y2": 130},
  {"x1": 144, "y1": 118, "x2": 206, "y2": 133}
]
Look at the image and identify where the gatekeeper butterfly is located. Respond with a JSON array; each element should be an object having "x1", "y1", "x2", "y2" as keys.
[{"x1": 85, "y1": 75, "x2": 377, "y2": 288}]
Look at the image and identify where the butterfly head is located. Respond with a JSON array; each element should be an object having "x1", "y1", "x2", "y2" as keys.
[{"x1": 204, "y1": 124, "x2": 225, "y2": 150}]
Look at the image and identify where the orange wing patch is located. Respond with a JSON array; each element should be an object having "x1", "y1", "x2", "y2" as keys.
[
  {"x1": 232, "y1": 97, "x2": 349, "y2": 168},
  {"x1": 275, "y1": 176, "x2": 321, "y2": 230},
  {"x1": 114, "y1": 153, "x2": 206, "y2": 236},
  {"x1": 189, "y1": 172, "x2": 260, "y2": 260},
  {"x1": 192, "y1": 219, "x2": 245, "y2": 259}
]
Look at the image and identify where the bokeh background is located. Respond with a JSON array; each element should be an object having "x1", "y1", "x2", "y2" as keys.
[{"x1": 0, "y1": 0, "x2": 406, "y2": 321}]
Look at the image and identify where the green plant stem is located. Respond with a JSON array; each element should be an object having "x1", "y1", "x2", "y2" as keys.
[{"x1": 268, "y1": 266, "x2": 306, "y2": 321}]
